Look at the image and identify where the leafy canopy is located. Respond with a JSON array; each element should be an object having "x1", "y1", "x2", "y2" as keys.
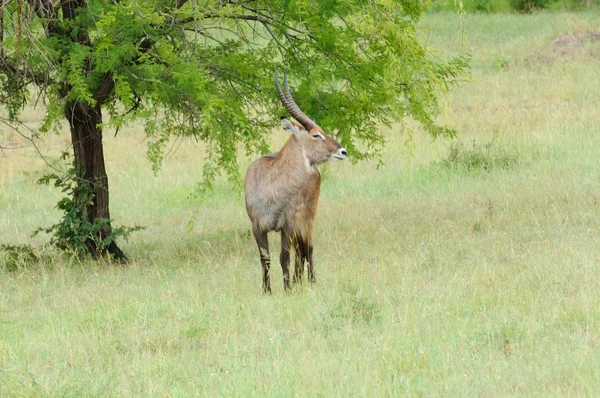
[{"x1": 1, "y1": 0, "x2": 468, "y2": 186}]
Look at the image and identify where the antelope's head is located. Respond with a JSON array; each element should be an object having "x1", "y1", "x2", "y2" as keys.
[{"x1": 275, "y1": 69, "x2": 348, "y2": 166}]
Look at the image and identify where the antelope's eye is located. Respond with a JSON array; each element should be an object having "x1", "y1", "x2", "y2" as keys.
[{"x1": 312, "y1": 134, "x2": 323, "y2": 139}]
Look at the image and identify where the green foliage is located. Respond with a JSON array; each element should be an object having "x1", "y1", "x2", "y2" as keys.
[
  {"x1": 32, "y1": 165, "x2": 144, "y2": 257},
  {"x1": 0, "y1": 0, "x2": 468, "y2": 187},
  {"x1": 0, "y1": 244, "x2": 38, "y2": 272},
  {"x1": 494, "y1": 54, "x2": 510, "y2": 70}
]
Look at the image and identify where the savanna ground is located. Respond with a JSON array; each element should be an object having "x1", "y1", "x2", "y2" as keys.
[{"x1": 2, "y1": 10, "x2": 600, "y2": 396}]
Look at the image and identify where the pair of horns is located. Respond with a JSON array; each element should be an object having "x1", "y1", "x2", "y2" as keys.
[{"x1": 274, "y1": 68, "x2": 316, "y2": 131}]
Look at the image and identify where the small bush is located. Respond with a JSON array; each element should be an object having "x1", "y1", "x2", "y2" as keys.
[
  {"x1": 494, "y1": 54, "x2": 510, "y2": 70},
  {"x1": 427, "y1": 0, "x2": 511, "y2": 12},
  {"x1": 439, "y1": 139, "x2": 518, "y2": 172},
  {"x1": 329, "y1": 284, "x2": 382, "y2": 325},
  {"x1": 0, "y1": 244, "x2": 39, "y2": 272},
  {"x1": 427, "y1": 0, "x2": 596, "y2": 13},
  {"x1": 469, "y1": 0, "x2": 512, "y2": 12},
  {"x1": 513, "y1": 0, "x2": 596, "y2": 11}
]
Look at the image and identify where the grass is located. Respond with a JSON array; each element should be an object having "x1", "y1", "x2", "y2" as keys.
[{"x1": 2, "y1": 10, "x2": 600, "y2": 396}]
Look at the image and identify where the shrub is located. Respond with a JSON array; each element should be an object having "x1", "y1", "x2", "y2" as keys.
[
  {"x1": 329, "y1": 284, "x2": 382, "y2": 325},
  {"x1": 439, "y1": 139, "x2": 519, "y2": 172},
  {"x1": 427, "y1": 0, "x2": 596, "y2": 13},
  {"x1": 0, "y1": 244, "x2": 38, "y2": 272}
]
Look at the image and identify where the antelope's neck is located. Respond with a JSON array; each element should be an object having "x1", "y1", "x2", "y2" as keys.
[{"x1": 271, "y1": 137, "x2": 315, "y2": 183}]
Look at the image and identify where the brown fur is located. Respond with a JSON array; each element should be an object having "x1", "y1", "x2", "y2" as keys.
[{"x1": 244, "y1": 119, "x2": 346, "y2": 293}]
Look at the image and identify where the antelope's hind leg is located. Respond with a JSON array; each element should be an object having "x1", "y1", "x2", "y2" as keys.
[
  {"x1": 252, "y1": 227, "x2": 271, "y2": 293},
  {"x1": 280, "y1": 228, "x2": 293, "y2": 292},
  {"x1": 292, "y1": 235, "x2": 305, "y2": 284},
  {"x1": 306, "y1": 243, "x2": 315, "y2": 283}
]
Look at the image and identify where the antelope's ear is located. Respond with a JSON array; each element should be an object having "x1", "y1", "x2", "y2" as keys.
[{"x1": 281, "y1": 118, "x2": 307, "y2": 136}]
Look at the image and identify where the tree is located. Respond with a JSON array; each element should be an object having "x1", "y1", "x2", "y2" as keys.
[{"x1": 0, "y1": 0, "x2": 468, "y2": 259}]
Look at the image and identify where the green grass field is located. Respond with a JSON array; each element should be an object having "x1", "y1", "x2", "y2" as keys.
[{"x1": 2, "y1": 10, "x2": 600, "y2": 396}]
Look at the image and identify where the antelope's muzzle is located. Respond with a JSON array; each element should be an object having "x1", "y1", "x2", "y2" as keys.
[{"x1": 332, "y1": 148, "x2": 348, "y2": 161}]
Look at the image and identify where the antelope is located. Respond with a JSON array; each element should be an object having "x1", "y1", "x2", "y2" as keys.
[{"x1": 244, "y1": 70, "x2": 348, "y2": 293}]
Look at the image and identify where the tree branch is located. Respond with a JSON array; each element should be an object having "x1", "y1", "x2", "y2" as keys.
[
  {"x1": 0, "y1": 117, "x2": 72, "y2": 175},
  {"x1": 27, "y1": 0, "x2": 60, "y2": 35},
  {"x1": 175, "y1": 0, "x2": 189, "y2": 9},
  {"x1": 0, "y1": 54, "x2": 48, "y2": 85},
  {"x1": 179, "y1": 13, "x2": 269, "y2": 26}
]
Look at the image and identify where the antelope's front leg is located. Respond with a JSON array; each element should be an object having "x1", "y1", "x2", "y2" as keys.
[{"x1": 280, "y1": 229, "x2": 293, "y2": 292}]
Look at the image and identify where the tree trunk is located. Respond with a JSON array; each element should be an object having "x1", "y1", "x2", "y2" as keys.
[{"x1": 65, "y1": 100, "x2": 126, "y2": 261}]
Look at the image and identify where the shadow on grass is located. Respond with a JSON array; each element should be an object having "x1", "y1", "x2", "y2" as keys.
[{"x1": 128, "y1": 227, "x2": 254, "y2": 267}]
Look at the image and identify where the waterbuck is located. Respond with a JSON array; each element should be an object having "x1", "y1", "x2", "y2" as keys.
[{"x1": 244, "y1": 70, "x2": 348, "y2": 293}]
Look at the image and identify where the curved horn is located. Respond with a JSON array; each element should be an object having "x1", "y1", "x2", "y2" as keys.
[{"x1": 274, "y1": 68, "x2": 316, "y2": 130}]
